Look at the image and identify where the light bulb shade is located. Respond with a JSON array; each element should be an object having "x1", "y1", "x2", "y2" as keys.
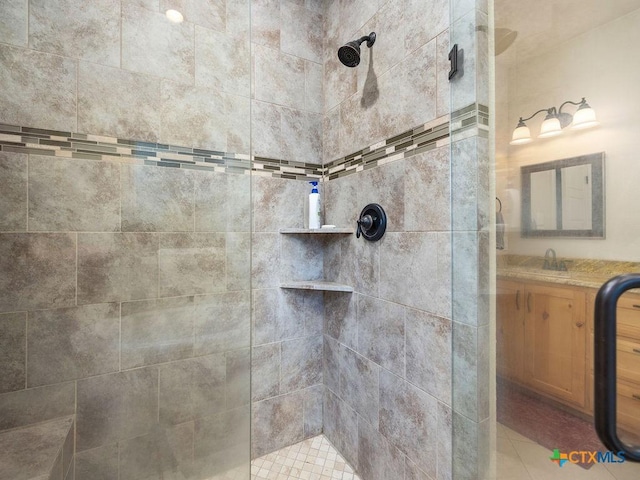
[
  {"x1": 571, "y1": 105, "x2": 599, "y2": 130},
  {"x1": 510, "y1": 124, "x2": 532, "y2": 145},
  {"x1": 538, "y1": 116, "x2": 562, "y2": 138},
  {"x1": 166, "y1": 9, "x2": 184, "y2": 23}
]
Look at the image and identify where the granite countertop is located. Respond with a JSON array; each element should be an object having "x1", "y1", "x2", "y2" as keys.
[
  {"x1": 497, "y1": 254, "x2": 640, "y2": 290},
  {"x1": 497, "y1": 266, "x2": 614, "y2": 290}
]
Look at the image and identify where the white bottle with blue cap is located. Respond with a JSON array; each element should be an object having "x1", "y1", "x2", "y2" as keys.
[{"x1": 308, "y1": 181, "x2": 321, "y2": 229}]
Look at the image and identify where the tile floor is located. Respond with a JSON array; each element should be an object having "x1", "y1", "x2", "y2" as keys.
[
  {"x1": 498, "y1": 422, "x2": 640, "y2": 480},
  {"x1": 251, "y1": 435, "x2": 360, "y2": 480},
  {"x1": 251, "y1": 426, "x2": 640, "y2": 480}
]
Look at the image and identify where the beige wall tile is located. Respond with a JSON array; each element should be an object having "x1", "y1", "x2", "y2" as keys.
[
  {"x1": 254, "y1": 44, "x2": 306, "y2": 111},
  {"x1": 0, "y1": 0, "x2": 28, "y2": 46},
  {"x1": 281, "y1": 107, "x2": 322, "y2": 163},
  {"x1": 158, "y1": 232, "x2": 226, "y2": 296},
  {"x1": 28, "y1": 155, "x2": 121, "y2": 232},
  {"x1": 0, "y1": 152, "x2": 27, "y2": 231},
  {"x1": 77, "y1": 232, "x2": 158, "y2": 304},
  {"x1": 0, "y1": 382, "x2": 75, "y2": 431},
  {"x1": 121, "y1": 296, "x2": 195, "y2": 369},
  {"x1": 74, "y1": 443, "x2": 118, "y2": 480},
  {"x1": 122, "y1": 4, "x2": 195, "y2": 84},
  {"x1": 305, "y1": 61, "x2": 323, "y2": 114},
  {"x1": 226, "y1": 232, "x2": 251, "y2": 291},
  {"x1": 29, "y1": 0, "x2": 120, "y2": 67},
  {"x1": 76, "y1": 368, "x2": 159, "y2": 451},
  {"x1": 225, "y1": 93, "x2": 251, "y2": 155},
  {"x1": 436, "y1": 30, "x2": 451, "y2": 118},
  {"x1": 251, "y1": 391, "x2": 305, "y2": 457},
  {"x1": 379, "y1": 370, "x2": 438, "y2": 478},
  {"x1": 121, "y1": 164, "x2": 195, "y2": 232},
  {"x1": 252, "y1": 175, "x2": 307, "y2": 232},
  {"x1": 159, "y1": 354, "x2": 226, "y2": 424},
  {"x1": 160, "y1": 81, "x2": 227, "y2": 151},
  {"x1": 404, "y1": 146, "x2": 451, "y2": 232},
  {"x1": 251, "y1": 100, "x2": 284, "y2": 159},
  {"x1": 281, "y1": 1, "x2": 323, "y2": 63},
  {"x1": 193, "y1": 291, "x2": 250, "y2": 355},
  {"x1": 251, "y1": 0, "x2": 280, "y2": 48},
  {"x1": 119, "y1": 423, "x2": 194, "y2": 480},
  {"x1": 226, "y1": 348, "x2": 250, "y2": 408},
  {"x1": 78, "y1": 62, "x2": 161, "y2": 142},
  {"x1": 159, "y1": 0, "x2": 226, "y2": 31},
  {"x1": 405, "y1": 308, "x2": 452, "y2": 405},
  {"x1": 0, "y1": 312, "x2": 26, "y2": 394},
  {"x1": 0, "y1": 233, "x2": 76, "y2": 313},
  {"x1": 195, "y1": 26, "x2": 250, "y2": 96},
  {"x1": 27, "y1": 304, "x2": 120, "y2": 387},
  {"x1": 0, "y1": 44, "x2": 77, "y2": 131},
  {"x1": 404, "y1": 0, "x2": 449, "y2": 54}
]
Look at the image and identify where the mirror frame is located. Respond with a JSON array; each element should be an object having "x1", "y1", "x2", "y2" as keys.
[{"x1": 521, "y1": 152, "x2": 605, "y2": 238}]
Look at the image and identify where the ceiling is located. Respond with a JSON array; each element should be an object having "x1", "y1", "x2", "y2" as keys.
[{"x1": 495, "y1": 0, "x2": 640, "y2": 60}]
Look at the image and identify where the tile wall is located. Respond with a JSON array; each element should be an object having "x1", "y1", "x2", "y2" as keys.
[
  {"x1": 0, "y1": 2, "x2": 494, "y2": 480},
  {"x1": 250, "y1": 175, "x2": 326, "y2": 458},
  {"x1": 0, "y1": 1, "x2": 255, "y2": 479},
  {"x1": 318, "y1": 2, "x2": 456, "y2": 480},
  {"x1": 450, "y1": 2, "x2": 492, "y2": 480},
  {"x1": 251, "y1": 0, "x2": 324, "y2": 164},
  {"x1": 0, "y1": 146, "x2": 253, "y2": 479}
]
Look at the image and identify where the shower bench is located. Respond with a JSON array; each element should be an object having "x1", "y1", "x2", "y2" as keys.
[{"x1": 0, "y1": 416, "x2": 74, "y2": 480}]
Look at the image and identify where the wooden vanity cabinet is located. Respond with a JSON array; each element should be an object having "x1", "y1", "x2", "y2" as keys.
[
  {"x1": 497, "y1": 279, "x2": 587, "y2": 409},
  {"x1": 496, "y1": 280, "x2": 525, "y2": 382},
  {"x1": 586, "y1": 290, "x2": 640, "y2": 433},
  {"x1": 523, "y1": 283, "x2": 586, "y2": 408}
]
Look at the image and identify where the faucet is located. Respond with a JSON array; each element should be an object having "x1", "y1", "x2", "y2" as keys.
[{"x1": 543, "y1": 248, "x2": 557, "y2": 270}]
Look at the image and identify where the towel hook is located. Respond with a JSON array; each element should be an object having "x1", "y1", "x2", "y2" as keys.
[{"x1": 496, "y1": 197, "x2": 502, "y2": 213}]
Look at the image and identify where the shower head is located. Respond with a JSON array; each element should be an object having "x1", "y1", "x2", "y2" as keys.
[{"x1": 338, "y1": 32, "x2": 376, "y2": 67}]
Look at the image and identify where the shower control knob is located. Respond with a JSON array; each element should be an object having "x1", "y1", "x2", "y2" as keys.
[{"x1": 356, "y1": 204, "x2": 387, "y2": 242}]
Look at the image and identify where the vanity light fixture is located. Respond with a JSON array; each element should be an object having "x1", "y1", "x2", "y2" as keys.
[
  {"x1": 510, "y1": 97, "x2": 599, "y2": 145},
  {"x1": 165, "y1": 9, "x2": 184, "y2": 23}
]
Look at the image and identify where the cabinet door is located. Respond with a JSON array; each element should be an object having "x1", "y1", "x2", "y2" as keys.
[
  {"x1": 497, "y1": 279, "x2": 525, "y2": 382},
  {"x1": 524, "y1": 284, "x2": 586, "y2": 407}
]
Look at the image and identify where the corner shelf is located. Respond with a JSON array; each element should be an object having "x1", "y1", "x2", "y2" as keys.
[
  {"x1": 279, "y1": 228, "x2": 354, "y2": 234},
  {"x1": 280, "y1": 281, "x2": 354, "y2": 293}
]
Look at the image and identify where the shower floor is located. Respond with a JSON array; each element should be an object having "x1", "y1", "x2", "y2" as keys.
[{"x1": 251, "y1": 435, "x2": 360, "y2": 480}]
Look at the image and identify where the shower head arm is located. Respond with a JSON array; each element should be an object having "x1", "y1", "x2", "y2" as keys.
[{"x1": 356, "y1": 32, "x2": 376, "y2": 48}]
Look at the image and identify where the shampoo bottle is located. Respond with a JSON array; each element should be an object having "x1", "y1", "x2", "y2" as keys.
[{"x1": 308, "y1": 181, "x2": 321, "y2": 229}]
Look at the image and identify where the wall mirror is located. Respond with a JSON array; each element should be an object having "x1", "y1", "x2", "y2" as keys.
[{"x1": 521, "y1": 152, "x2": 605, "y2": 238}]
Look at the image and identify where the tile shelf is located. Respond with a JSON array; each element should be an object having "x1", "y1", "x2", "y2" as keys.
[
  {"x1": 280, "y1": 281, "x2": 354, "y2": 292},
  {"x1": 279, "y1": 227, "x2": 354, "y2": 292},
  {"x1": 279, "y1": 228, "x2": 354, "y2": 234}
]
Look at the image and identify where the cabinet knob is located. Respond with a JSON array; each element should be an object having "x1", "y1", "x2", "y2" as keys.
[
  {"x1": 575, "y1": 322, "x2": 584, "y2": 328},
  {"x1": 633, "y1": 394, "x2": 640, "y2": 402},
  {"x1": 632, "y1": 348, "x2": 640, "y2": 355}
]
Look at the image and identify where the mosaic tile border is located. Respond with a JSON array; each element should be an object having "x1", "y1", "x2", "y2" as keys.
[
  {"x1": 0, "y1": 104, "x2": 487, "y2": 182},
  {"x1": 322, "y1": 104, "x2": 488, "y2": 181},
  {"x1": 0, "y1": 123, "x2": 323, "y2": 179},
  {"x1": 324, "y1": 116, "x2": 451, "y2": 181},
  {"x1": 451, "y1": 103, "x2": 489, "y2": 138}
]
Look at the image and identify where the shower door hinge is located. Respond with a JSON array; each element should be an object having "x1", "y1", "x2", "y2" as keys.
[{"x1": 448, "y1": 44, "x2": 461, "y2": 80}]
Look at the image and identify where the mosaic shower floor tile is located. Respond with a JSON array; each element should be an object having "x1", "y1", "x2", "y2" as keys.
[{"x1": 251, "y1": 435, "x2": 360, "y2": 480}]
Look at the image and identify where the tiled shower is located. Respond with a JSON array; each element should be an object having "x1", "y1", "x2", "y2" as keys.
[{"x1": 0, "y1": 1, "x2": 491, "y2": 480}]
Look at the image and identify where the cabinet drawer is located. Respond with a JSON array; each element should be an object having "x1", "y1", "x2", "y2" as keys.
[
  {"x1": 618, "y1": 307, "x2": 640, "y2": 341},
  {"x1": 618, "y1": 380, "x2": 640, "y2": 432},
  {"x1": 618, "y1": 338, "x2": 640, "y2": 384}
]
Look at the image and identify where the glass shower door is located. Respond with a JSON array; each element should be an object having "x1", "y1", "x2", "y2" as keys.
[
  {"x1": 481, "y1": 0, "x2": 640, "y2": 479},
  {"x1": 0, "y1": 1, "x2": 252, "y2": 479}
]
